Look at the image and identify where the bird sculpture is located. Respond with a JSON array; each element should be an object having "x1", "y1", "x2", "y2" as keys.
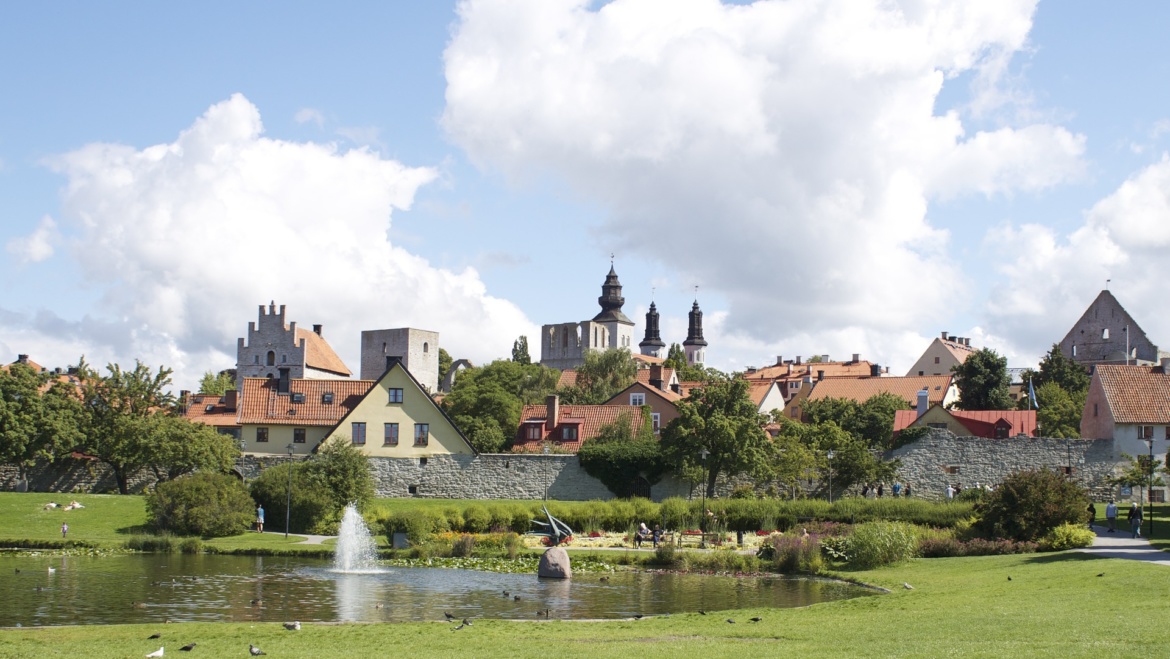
[
  {"x1": 249, "y1": 645, "x2": 266, "y2": 656},
  {"x1": 903, "y1": 583, "x2": 914, "y2": 590},
  {"x1": 179, "y1": 643, "x2": 196, "y2": 651},
  {"x1": 148, "y1": 634, "x2": 162, "y2": 640},
  {"x1": 283, "y1": 621, "x2": 301, "y2": 631},
  {"x1": 145, "y1": 648, "x2": 164, "y2": 658},
  {"x1": 749, "y1": 617, "x2": 763, "y2": 623}
]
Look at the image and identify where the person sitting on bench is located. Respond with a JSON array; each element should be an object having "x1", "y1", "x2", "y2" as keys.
[{"x1": 635, "y1": 522, "x2": 652, "y2": 547}]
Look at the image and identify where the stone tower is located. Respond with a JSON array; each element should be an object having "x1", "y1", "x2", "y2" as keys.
[
  {"x1": 360, "y1": 328, "x2": 440, "y2": 393},
  {"x1": 683, "y1": 300, "x2": 708, "y2": 367},
  {"x1": 1059, "y1": 290, "x2": 1163, "y2": 369},
  {"x1": 592, "y1": 265, "x2": 635, "y2": 350},
  {"x1": 235, "y1": 302, "x2": 352, "y2": 391},
  {"x1": 639, "y1": 301, "x2": 666, "y2": 358}
]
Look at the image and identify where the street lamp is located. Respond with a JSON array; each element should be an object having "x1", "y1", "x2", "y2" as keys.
[
  {"x1": 1146, "y1": 438, "x2": 1155, "y2": 538},
  {"x1": 827, "y1": 450, "x2": 835, "y2": 504},
  {"x1": 285, "y1": 443, "x2": 295, "y2": 539},
  {"x1": 699, "y1": 447, "x2": 709, "y2": 549}
]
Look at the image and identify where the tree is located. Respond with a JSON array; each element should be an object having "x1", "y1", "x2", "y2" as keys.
[
  {"x1": 663, "y1": 343, "x2": 686, "y2": 371},
  {"x1": 951, "y1": 348, "x2": 1012, "y2": 410},
  {"x1": 577, "y1": 409, "x2": 667, "y2": 496},
  {"x1": 443, "y1": 359, "x2": 560, "y2": 449},
  {"x1": 775, "y1": 419, "x2": 894, "y2": 494},
  {"x1": 1035, "y1": 343, "x2": 1090, "y2": 395},
  {"x1": 143, "y1": 414, "x2": 240, "y2": 482},
  {"x1": 1033, "y1": 382, "x2": 1083, "y2": 438},
  {"x1": 0, "y1": 363, "x2": 83, "y2": 481},
  {"x1": 976, "y1": 469, "x2": 1088, "y2": 541},
  {"x1": 146, "y1": 472, "x2": 255, "y2": 537},
  {"x1": 801, "y1": 392, "x2": 909, "y2": 449},
  {"x1": 1112, "y1": 453, "x2": 1165, "y2": 505},
  {"x1": 557, "y1": 348, "x2": 636, "y2": 404},
  {"x1": 438, "y1": 348, "x2": 453, "y2": 384},
  {"x1": 660, "y1": 378, "x2": 771, "y2": 497},
  {"x1": 79, "y1": 359, "x2": 176, "y2": 494},
  {"x1": 197, "y1": 370, "x2": 236, "y2": 395},
  {"x1": 511, "y1": 336, "x2": 531, "y2": 365}
]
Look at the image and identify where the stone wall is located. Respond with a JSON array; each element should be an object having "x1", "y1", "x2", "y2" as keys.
[
  {"x1": 366, "y1": 454, "x2": 614, "y2": 500},
  {"x1": 888, "y1": 429, "x2": 1117, "y2": 500},
  {"x1": 0, "y1": 457, "x2": 157, "y2": 494}
]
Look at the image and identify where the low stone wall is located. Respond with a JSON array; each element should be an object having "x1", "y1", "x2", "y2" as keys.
[
  {"x1": 888, "y1": 429, "x2": 1117, "y2": 500},
  {"x1": 366, "y1": 454, "x2": 614, "y2": 500},
  {"x1": 0, "y1": 458, "x2": 156, "y2": 494}
]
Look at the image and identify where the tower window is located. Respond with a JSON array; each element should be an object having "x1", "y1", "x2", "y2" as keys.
[
  {"x1": 254, "y1": 355, "x2": 259, "y2": 364},
  {"x1": 282, "y1": 354, "x2": 287, "y2": 363},
  {"x1": 1103, "y1": 328, "x2": 1109, "y2": 339},
  {"x1": 423, "y1": 342, "x2": 429, "y2": 353},
  {"x1": 266, "y1": 351, "x2": 275, "y2": 366}
]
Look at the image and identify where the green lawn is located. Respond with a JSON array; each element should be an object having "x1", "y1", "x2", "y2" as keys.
[{"x1": 2, "y1": 551, "x2": 1168, "y2": 657}]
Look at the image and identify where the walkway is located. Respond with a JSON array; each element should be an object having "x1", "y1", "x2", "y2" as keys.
[
  {"x1": 1076, "y1": 525, "x2": 1170, "y2": 566},
  {"x1": 261, "y1": 531, "x2": 335, "y2": 545}
]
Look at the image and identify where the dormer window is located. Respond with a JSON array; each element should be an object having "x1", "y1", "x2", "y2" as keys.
[
  {"x1": 291, "y1": 393, "x2": 305, "y2": 404},
  {"x1": 322, "y1": 392, "x2": 334, "y2": 404},
  {"x1": 526, "y1": 425, "x2": 541, "y2": 440},
  {"x1": 562, "y1": 426, "x2": 578, "y2": 441},
  {"x1": 204, "y1": 404, "x2": 214, "y2": 413}
]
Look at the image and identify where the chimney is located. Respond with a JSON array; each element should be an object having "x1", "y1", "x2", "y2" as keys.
[
  {"x1": 821, "y1": 354, "x2": 830, "y2": 362},
  {"x1": 313, "y1": 324, "x2": 323, "y2": 336},
  {"x1": 670, "y1": 383, "x2": 680, "y2": 394},
  {"x1": 852, "y1": 353, "x2": 860, "y2": 363},
  {"x1": 796, "y1": 356, "x2": 802, "y2": 365},
  {"x1": 1161, "y1": 357, "x2": 1170, "y2": 374},
  {"x1": 941, "y1": 331, "x2": 949, "y2": 340},
  {"x1": 965, "y1": 338, "x2": 971, "y2": 347},
  {"x1": 916, "y1": 389, "x2": 929, "y2": 418},
  {"x1": 870, "y1": 363, "x2": 881, "y2": 377},
  {"x1": 775, "y1": 355, "x2": 784, "y2": 366},
  {"x1": 948, "y1": 335, "x2": 957, "y2": 343},
  {"x1": 17, "y1": 354, "x2": 29, "y2": 364},
  {"x1": 179, "y1": 390, "x2": 190, "y2": 411},
  {"x1": 787, "y1": 363, "x2": 793, "y2": 375},
  {"x1": 545, "y1": 395, "x2": 560, "y2": 431},
  {"x1": 649, "y1": 364, "x2": 664, "y2": 391},
  {"x1": 224, "y1": 389, "x2": 238, "y2": 411},
  {"x1": 746, "y1": 366, "x2": 757, "y2": 374},
  {"x1": 817, "y1": 370, "x2": 825, "y2": 381}
]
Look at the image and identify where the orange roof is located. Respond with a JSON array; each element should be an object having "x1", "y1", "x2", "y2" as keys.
[
  {"x1": 237, "y1": 377, "x2": 373, "y2": 426},
  {"x1": 744, "y1": 360, "x2": 876, "y2": 383},
  {"x1": 635, "y1": 367, "x2": 676, "y2": 387},
  {"x1": 807, "y1": 375, "x2": 952, "y2": 407},
  {"x1": 3, "y1": 357, "x2": 46, "y2": 373},
  {"x1": 941, "y1": 339, "x2": 977, "y2": 362},
  {"x1": 631, "y1": 353, "x2": 665, "y2": 366},
  {"x1": 606, "y1": 382, "x2": 682, "y2": 404},
  {"x1": 676, "y1": 381, "x2": 705, "y2": 398},
  {"x1": 748, "y1": 381, "x2": 776, "y2": 406},
  {"x1": 893, "y1": 408, "x2": 1037, "y2": 437},
  {"x1": 556, "y1": 369, "x2": 578, "y2": 389},
  {"x1": 512, "y1": 403, "x2": 646, "y2": 453},
  {"x1": 183, "y1": 394, "x2": 240, "y2": 428},
  {"x1": 294, "y1": 327, "x2": 352, "y2": 377},
  {"x1": 1094, "y1": 364, "x2": 1170, "y2": 424}
]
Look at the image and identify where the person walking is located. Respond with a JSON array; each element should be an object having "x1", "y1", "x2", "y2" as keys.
[
  {"x1": 904, "y1": 483, "x2": 912, "y2": 498},
  {"x1": 1106, "y1": 500, "x2": 1118, "y2": 533},
  {"x1": 945, "y1": 484, "x2": 955, "y2": 501},
  {"x1": 61, "y1": 522, "x2": 68, "y2": 538},
  {"x1": 1086, "y1": 502, "x2": 1097, "y2": 530},
  {"x1": 892, "y1": 481, "x2": 902, "y2": 497},
  {"x1": 877, "y1": 482, "x2": 885, "y2": 498},
  {"x1": 1127, "y1": 503, "x2": 1143, "y2": 538},
  {"x1": 256, "y1": 505, "x2": 265, "y2": 533}
]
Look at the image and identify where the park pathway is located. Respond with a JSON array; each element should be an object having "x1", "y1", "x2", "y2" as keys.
[
  {"x1": 1077, "y1": 525, "x2": 1170, "y2": 566},
  {"x1": 261, "y1": 530, "x2": 334, "y2": 545}
]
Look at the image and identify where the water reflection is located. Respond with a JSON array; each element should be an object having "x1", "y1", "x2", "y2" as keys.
[{"x1": 0, "y1": 554, "x2": 875, "y2": 627}]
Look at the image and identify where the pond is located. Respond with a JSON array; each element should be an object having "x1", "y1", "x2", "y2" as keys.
[{"x1": 0, "y1": 553, "x2": 876, "y2": 627}]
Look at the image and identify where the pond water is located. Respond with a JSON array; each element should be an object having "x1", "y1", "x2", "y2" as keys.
[{"x1": 0, "y1": 553, "x2": 875, "y2": 627}]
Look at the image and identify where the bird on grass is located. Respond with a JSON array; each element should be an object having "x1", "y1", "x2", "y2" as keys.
[
  {"x1": 47, "y1": 566, "x2": 56, "y2": 574},
  {"x1": 145, "y1": 648, "x2": 164, "y2": 658},
  {"x1": 502, "y1": 590, "x2": 510, "y2": 597},
  {"x1": 749, "y1": 617, "x2": 763, "y2": 623},
  {"x1": 148, "y1": 634, "x2": 162, "y2": 640},
  {"x1": 698, "y1": 610, "x2": 707, "y2": 616},
  {"x1": 633, "y1": 614, "x2": 644, "y2": 620},
  {"x1": 451, "y1": 621, "x2": 470, "y2": 631},
  {"x1": 462, "y1": 618, "x2": 473, "y2": 626},
  {"x1": 250, "y1": 599, "x2": 264, "y2": 607},
  {"x1": 132, "y1": 602, "x2": 148, "y2": 610},
  {"x1": 283, "y1": 621, "x2": 301, "y2": 631},
  {"x1": 374, "y1": 602, "x2": 384, "y2": 609},
  {"x1": 444, "y1": 611, "x2": 455, "y2": 621},
  {"x1": 513, "y1": 595, "x2": 521, "y2": 602},
  {"x1": 179, "y1": 643, "x2": 196, "y2": 651},
  {"x1": 903, "y1": 583, "x2": 914, "y2": 590},
  {"x1": 1097, "y1": 573, "x2": 1105, "y2": 577},
  {"x1": 1007, "y1": 576, "x2": 1012, "y2": 581},
  {"x1": 726, "y1": 619, "x2": 736, "y2": 624},
  {"x1": 14, "y1": 568, "x2": 20, "y2": 574},
  {"x1": 598, "y1": 576, "x2": 609, "y2": 582},
  {"x1": 249, "y1": 645, "x2": 266, "y2": 656}
]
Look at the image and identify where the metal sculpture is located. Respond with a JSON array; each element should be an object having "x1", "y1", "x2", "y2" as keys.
[{"x1": 528, "y1": 505, "x2": 574, "y2": 546}]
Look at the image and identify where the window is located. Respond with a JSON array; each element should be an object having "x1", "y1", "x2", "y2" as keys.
[
  {"x1": 205, "y1": 404, "x2": 215, "y2": 413},
  {"x1": 652, "y1": 413, "x2": 661, "y2": 434},
  {"x1": 1165, "y1": 427, "x2": 1170, "y2": 440},
  {"x1": 256, "y1": 427, "x2": 269, "y2": 443},
  {"x1": 1103, "y1": 328, "x2": 1110, "y2": 339},
  {"x1": 266, "y1": 351, "x2": 275, "y2": 366},
  {"x1": 944, "y1": 465, "x2": 960, "y2": 474},
  {"x1": 388, "y1": 388, "x2": 404, "y2": 404},
  {"x1": 1072, "y1": 344, "x2": 1077, "y2": 357},
  {"x1": 291, "y1": 392, "x2": 305, "y2": 404},
  {"x1": 562, "y1": 426, "x2": 578, "y2": 441},
  {"x1": 322, "y1": 392, "x2": 334, "y2": 404},
  {"x1": 934, "y1": 356, "x2": 940, "y2": 364},
  {"x1": 414, "y1": 423, "x2": 429, "y2": 446},
  {"x1": 423, "y1": 342, "x2": 429, "y2": 353},
  {"x1": 352, "y1": 422, "x2": 367, "y2": 445},
  {"x1": 1093, "y1": 403, "x2": 1098, "y2": 417},
  {"x1": 408, "y1": 484, "x2": 419, "y2": 494},
  {"x1": 254, "y1": 355, "x2": 259, "y2": 364},
  {"x1": 918, "y1": 371, "x2": 924, "y2": 376},
  {"x1": 384, "y1": 423, "x2": 399, "y2": 446},
  {"x1": 294, "y1": 428, "x2": 306, "y2": 444},
  {"x1": 1151, "y1": 490, "x2": 1166, "y2": 503},
  {"x1": 526, "y1": 425, "x2": 541, "y2": 440},
  {"x1": 995, "y1": 425, "x2": 1009, "y2": 439},
  {"x1": 418, "y1": 458, "x2": 427, "y2": 467},
  {"x1": 790, "y1": 382, "x2": 800, "y2": 389},
  {"x1": 282, "y1": 354, "x2": 287, "y2": 363},
  {"x1": 1141, "y1": 426, "x2": 1154, "y2": 439},
  {"x1": 629, "y1": 393, "x2": 646, "y2": 406}
]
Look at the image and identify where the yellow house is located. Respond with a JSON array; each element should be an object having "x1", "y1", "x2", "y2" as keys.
[
  {"x1": 238, "y1": 377, "x2": 374, "y2": 455},
  {"x1": 323, "y1": 357, "x2": 476, "y2": 457}
]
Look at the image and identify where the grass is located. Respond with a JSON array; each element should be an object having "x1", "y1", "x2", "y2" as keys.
[{"x1": 2, "y1": 551, "x2": 1168, "y2": 657}]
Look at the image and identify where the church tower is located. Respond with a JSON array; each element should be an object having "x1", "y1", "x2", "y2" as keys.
[
  {"x1": 639, "y1": 301, "x2": 666, "y2": 358},
  {"x1": 683, "y1": 300, "x2": 708, "y2": 367},
  {"x1": 592, "y1": 264, "x2": 635, "y2": 350}
]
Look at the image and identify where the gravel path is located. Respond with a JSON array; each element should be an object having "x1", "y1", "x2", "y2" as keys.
[{"x1": 1076, "y1": 524, "x2": 1170, "y2": 566}]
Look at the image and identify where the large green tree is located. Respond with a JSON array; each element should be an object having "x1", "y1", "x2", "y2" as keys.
[
  {"x1": 1036, "y1": 343, "x2": 1090, "y2": 395},
  {"x1": 511, "y1": 336, "x2": 531, "y2": 364},
  {"x1": 443, "y1": 359, "x2": 560, "y2": 451},
  {"x1": 577, "y1": 408, "x2": 667, "y2": 496},
  {"x1": 660, "y1": 378, "x2": 771, "y2": 497},
  {"x1": 800, "y1": 392, "x2": 909, "y2": 449},
  {"x1": 952, "y1": 348, "x2": 1013, "y2": 410},
  {"x1": 0, "y1": 363, "x2": 84, "y2": 481},
  {"x1": 79, "y1": 359, "x2": 177, "y2": 493},
  {"x1": 557, "y1": 348, "x2": 637, "y2": 404},
  {"x1": 1033, "y1": 382, "x2": 1083, "y2": 438},
  {"x1": 663, "y1": 343, "x2": 686, "y2": 371},
  {"x1": 143, "y1": 414, "x2": 240, "y2": 482},
  {"x1": 197, "y1": 370, "x2": 236, "y2": 395},
  {"x1": 774, "y1": 419, "x2": 895, "y2": 494}
]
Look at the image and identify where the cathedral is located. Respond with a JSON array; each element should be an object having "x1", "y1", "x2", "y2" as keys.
[{"x1": 538, "y1": 265, "x2": 708, "y2": 370}]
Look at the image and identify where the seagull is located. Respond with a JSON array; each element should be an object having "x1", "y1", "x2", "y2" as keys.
[
  {"x1": 179, "y1": 643, "x2": 196, "y2": 651},
  {"x1": 444, "y1": 611, "x2": 455, "y2": 621},
  {"x1": 47, "y1": 566, "x2": 56, "y2": 573},
  {"x1": 462, "y1": 618, "x2": 473, "y2": 626},
  {"x1": 283, "y1": 621, "x2": 301, "y2": 631},
  {"x1": 749, "y1": 617, "x2": 763, "y2": 623},
  {"x1": 374, "y1": 602, "x2": 384, "y2": 609},
  {"x1": 148, "y1": 633, "x2": 162, "y2": 640},
  {"x1": 903, "y1": 583, "x2": 914, "y2": 590},
  {"x1": 451, "y1": 622, "x2": 467, "y2": 631},
  {"x1": 249, "y1": 645, "x2": 266, "y2": 656},
  {"x1": 726, "y1": 618, "x2": 736, "y2": 624},
  {"x1": 145, "y1": 648, "x2": 164, "y2": 658}
]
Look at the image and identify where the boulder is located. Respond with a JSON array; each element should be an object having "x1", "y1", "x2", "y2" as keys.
[{"x1": 538, "y1": 547, "x2": 572, "y2": 579}]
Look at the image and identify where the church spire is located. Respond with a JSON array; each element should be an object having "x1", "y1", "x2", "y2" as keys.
[
  {"x1": 592, "y1": 264, "x2": 633, "y2": 325},
  {"x1": 683, "y1": 299, "x2": 707, "y2": 367},
  {"x1": 639, "y1": 301, "x2": 666, "y2": 357}
]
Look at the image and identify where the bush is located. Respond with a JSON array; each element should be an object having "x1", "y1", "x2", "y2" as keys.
[
  {"x1": 730, "y1": 485, "x2": 757, "y2": 499},
  {"x1": 976, "y1": 469, "x2": 1088, "y2": 542},
  {"x1": 848, "y1": 521, "x2": 918, "y2": 568},
  {"x1": 451, "y1": 534, "x2": 476, "y2": 557},
  {"x1": 1040, "y1": 523, "x2": 1096, "y2": 551},
  {"x1": 819, "y1": 535, "x2": 851, "y2": 562},
  {"x1": 464, "y1": 505, "x2": 491, "y2": 533},
  {"x1": 250, "y1": 464, "x2": 336, "y2": 535},
  {"x1": 146, "y1": 472, "x2": 255, "y2": 537},
  {"x1": 384, "y1": 510, "x2": 446, "y2": 546},
  {"x1": 124, "y1": 535, "x2": 177, "y2": 552},
  {"x1": 766, "y1": 534, "x2": 824, "y2": 574}
]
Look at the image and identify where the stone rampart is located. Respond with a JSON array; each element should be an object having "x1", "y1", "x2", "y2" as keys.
[{"x1": 0, "y1": 457, "x2": 156, "y2": 494}]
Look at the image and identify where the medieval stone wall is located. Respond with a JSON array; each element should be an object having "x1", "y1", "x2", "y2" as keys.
[{"x1": 0, "y1": 458, "x2": 157, "y2": 494}]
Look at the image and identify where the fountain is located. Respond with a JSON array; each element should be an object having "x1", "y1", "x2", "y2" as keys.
[{"x1": 332, "y1": 503, "x2": 381, "y2": 573}]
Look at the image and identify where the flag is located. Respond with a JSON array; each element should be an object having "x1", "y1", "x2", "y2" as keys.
[{"x1": 1028, "y1": 378, "x2": 1039, "y2": 410}]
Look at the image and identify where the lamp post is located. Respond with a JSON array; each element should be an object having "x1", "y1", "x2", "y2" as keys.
[
  {"x1": 699, "y1": 447, "x2": 709, "y2": 549},
  {"x1": 285, "y1": 443, "x2": 294, "y2": 539},
  {"x1": 1147, "y1": 438, "x2": 1155, "y2": 538},
  {"x1": 827, "y1": 450, "x2": 835, "y2": 504}
]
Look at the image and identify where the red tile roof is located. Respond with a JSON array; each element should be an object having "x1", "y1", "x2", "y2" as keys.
[
  {"x1": 635, "y1": 367, "x2": 677, "y2": 387},
  {"x1": 893, "y1": 408, "x2": 1038, "y2": 438},
  {"x1": 556, "y1": 369, "x2": 578, "y2": 389},
  {"x1": 237, "y1": 377, "x2": 373, "y2": 426},
  {"x1": 512, "y1": 402, "x2": 646, "y2": 453},
  {"x1": 744, "y1": 360, "x2": 876, "y2": 382},
  {"x1": 748, "y1": 381, "x2": 775, "y2": 406},
  {"x1": 631, "y1": 354, "x2": 665, "y2": 365},
  {"x1": 1094, "y1": 364, "x2": 1170, "y2": 424},
  {"x1": 183, "y1": 394, "x2": 240, "y2": 428},
  {"x1": 295, "y1": 327, "x2": 352, "y2": 377},
  {"x1": 807, "y1": 375, "x2": 952, "y2": 407}
]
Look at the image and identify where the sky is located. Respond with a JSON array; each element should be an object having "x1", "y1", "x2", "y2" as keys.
[{"x1": 3, "y1": 0, "x2": 1170, "y2": 389}]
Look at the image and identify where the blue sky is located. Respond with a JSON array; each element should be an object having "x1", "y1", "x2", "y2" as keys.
[{"x1": 3, "y1": 0, "x2": 1170, "y2": 387}]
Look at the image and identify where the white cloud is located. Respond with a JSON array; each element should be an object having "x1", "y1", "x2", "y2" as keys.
[
  {"x1": 6, "y1": 215, "x2": 59, "y2": 263},
  {"x1": 985, "y1": 154, "x2": 1170, "y2": 359},
  {"x1": 442, "y1": 0, "x2": 1083, "y2": 361},
  {"x1": 7, "y1": 94, "x2": 535, "y2": 386},
  {"x1": 294, "y1": 108, "x2": 326, "y2": 127}
]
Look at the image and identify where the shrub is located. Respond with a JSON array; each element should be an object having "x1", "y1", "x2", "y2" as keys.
[
  {"x1": 976, "y1": 469, "x2": 1088, "y2": 542},
  {"x1": 767, "y1": 534, "x2": 824, "y2": 574},
  {"x1": 819, "y1": 535, "x2": 851, "y2": 562},
  {"x1": 179, "y1": 538, "x2": 203, "y2": 554},
  {"x1": 918, "y1": 536, "x2": 965, "y2": 558},
  {"x1": 124, "y1": 535, "x2": 177, "y2": 552},
  {"x1": 961, "y1": 538, "x2": 1037, "y2": 555},
  {"x1": 659, "y1": 498, "x2": 695, "y2": 531},
  {"x1": 384, "y1": 510, "x2": 444, "y2": 546},
  {"x1": 464, "y1": 505, "x2": 491, "y2": 533},
  {"x1": 730, "y1": 485, "x2": 757, "y2": 499},
  {"x1": 146, "y1": 472, "x2": 255, "y2": 537},
  {"x1": 249, "y1": 464, "x2": 336, "y2": 535},
  {"x1": 653, "y1": 542, "x2": 678, "y2": 566},
  {"x1": 1040, "y1": 523, "x2": 1096, "y2": 551},
  {"x1": 451, "y1": 534, "x2": 476, "y2": 557},
  {"x1": 848, "y1": 521, "x2": 918, "y2": 568}
]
